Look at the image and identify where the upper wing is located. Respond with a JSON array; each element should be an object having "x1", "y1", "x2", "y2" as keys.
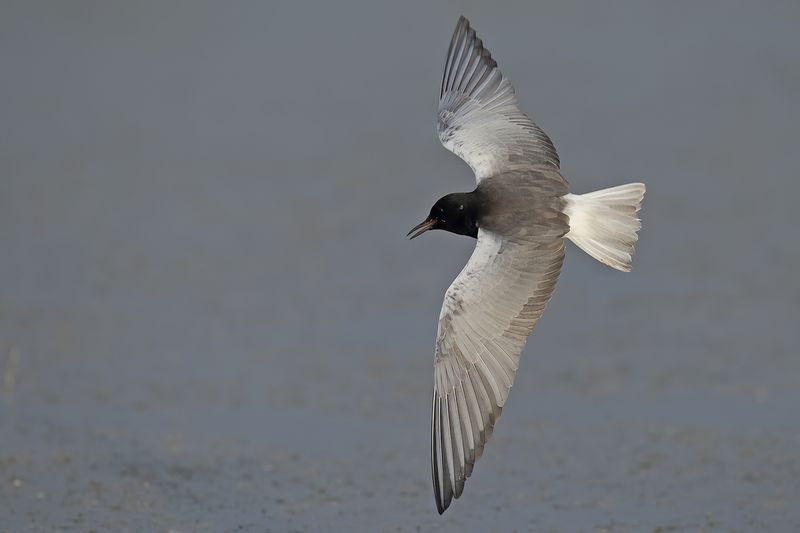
[
  {"x1": 432, "y1": 227, "x2": 566, "y2": 513},
  {"x1": 438, "y1": 16, "x2": 560, "y2": 182}
]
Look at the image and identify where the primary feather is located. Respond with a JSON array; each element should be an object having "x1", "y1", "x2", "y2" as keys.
[{"x1": 438, "y1": 16, "x2": 560, "y2": 182}]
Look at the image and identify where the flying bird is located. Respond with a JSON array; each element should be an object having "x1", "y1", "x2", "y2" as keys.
[{"x1": 408, "y1": 16, "x2": 646, "y2": 514}]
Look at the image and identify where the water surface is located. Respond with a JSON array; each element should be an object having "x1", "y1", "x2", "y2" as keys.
[{"x1": 1, "y1": 2, "x2": 799, "y2": 531}]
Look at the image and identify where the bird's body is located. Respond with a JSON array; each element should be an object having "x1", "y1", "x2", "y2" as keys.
[
  {"x1": 475, "y1": 169, "x2": 569, "y2": 237},
  {"x1": 409, "y1": 17, "x2": 646, "y2": 514}
]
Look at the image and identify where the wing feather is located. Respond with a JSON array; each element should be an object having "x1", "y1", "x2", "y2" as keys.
[
  {"x1": 438, "y1": 17, "x2": 560, "y2": 181},
  {"x1": 431, "y1": 229, "x2": 566, "y2": 514}
]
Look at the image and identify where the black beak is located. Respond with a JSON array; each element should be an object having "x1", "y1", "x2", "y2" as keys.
[{"x1": 407, "y1": 218, "x2": 437, "y2": 239}]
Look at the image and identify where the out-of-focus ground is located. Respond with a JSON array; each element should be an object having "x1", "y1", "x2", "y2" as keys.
[{"x1": 1, "y1": 2, "x2": 799, "y2": 531}]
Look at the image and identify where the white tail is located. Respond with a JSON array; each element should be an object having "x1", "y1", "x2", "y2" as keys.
[{"x1": 563, "y1": 183, "x2": 646, "y2": 272}]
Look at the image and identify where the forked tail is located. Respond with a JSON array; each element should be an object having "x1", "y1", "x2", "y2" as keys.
[{"x1": 563, "y1": 183, "x2": 646, "y2": 272}]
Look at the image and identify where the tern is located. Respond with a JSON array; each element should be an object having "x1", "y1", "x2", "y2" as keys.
[{"x1": 408, "y1": 16, "x2": 646, "y2": 514}]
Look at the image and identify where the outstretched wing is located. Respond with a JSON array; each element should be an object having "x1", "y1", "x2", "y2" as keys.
[
  {"x1": 432, "y1": 227, "x2": 566, "y2": 513},
  {"x1": 438, "y1": 16, "x2": 560, "y2": 182}
]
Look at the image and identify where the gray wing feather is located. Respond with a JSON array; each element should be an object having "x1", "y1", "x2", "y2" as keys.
[
  {"x1": 438, "y1": 16, "x2": 560, "y2": 181},
  {"x1": 431, "y1": 228, "x2": 566, "y2": 513}
]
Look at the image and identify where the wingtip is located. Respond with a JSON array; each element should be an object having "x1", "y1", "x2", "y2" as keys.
[
  {"x1": 432, "y1": 478, "x2": 452, "y2": 515},
  {"x1": 435, "y1": 493, "x2": 452, "y2": 515},
  {"x1": 455, "y1": 15, "x2": 472, "y2": 33}
]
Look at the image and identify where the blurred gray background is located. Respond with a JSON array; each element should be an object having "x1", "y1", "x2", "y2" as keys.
[{"x1": 1, "y1": 1, "x2": 799, "y2": 531}]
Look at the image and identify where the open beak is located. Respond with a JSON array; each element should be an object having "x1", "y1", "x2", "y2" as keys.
[{"x1": 407, "y1": 218, "x2": 437, "y2": 239}]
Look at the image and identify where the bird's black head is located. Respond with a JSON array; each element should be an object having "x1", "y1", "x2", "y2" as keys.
[{"x1": 408, "y1": 192, "x2": 480, "y2": 240}]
